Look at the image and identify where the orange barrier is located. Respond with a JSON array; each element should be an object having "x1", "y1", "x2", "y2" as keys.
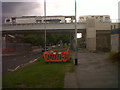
[{"x1": 43, "y1": 48, "x2": 70, "y2": 62}]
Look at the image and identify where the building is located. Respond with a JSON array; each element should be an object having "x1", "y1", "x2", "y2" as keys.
[
  {"x1": 4, "y1": 16, "x2": 75, "y2": 24},
  {"x1": 79, "y1": 15, "x2": 110, "y2": 23}
]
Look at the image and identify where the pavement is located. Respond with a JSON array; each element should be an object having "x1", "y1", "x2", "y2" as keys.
[
  {"x1": 64, "y1": 49, "x2": 119, "y2": 88},
  {"x1": 64, "y1": 72, "x2": 78, "y2": 88}
]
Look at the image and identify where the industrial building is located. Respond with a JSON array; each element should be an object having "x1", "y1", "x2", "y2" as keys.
[
  {"x1": 4, "y1": 16, "x2": 75, "y2": 24},
  {"x1": 79, "y1": 15, "x2": 111, "y2": 23}
]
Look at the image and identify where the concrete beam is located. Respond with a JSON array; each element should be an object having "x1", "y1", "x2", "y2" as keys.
[{"x1": 2, "y1": 23, "x2": 86, "y2": 31}]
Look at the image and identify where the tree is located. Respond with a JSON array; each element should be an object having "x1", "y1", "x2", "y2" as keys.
[
  {"x1": 22, "y1": 33, "x2": 73, "y2": 46},
  {"x1": 22, "y1": 34, "x2": 44, "y2": 46}
]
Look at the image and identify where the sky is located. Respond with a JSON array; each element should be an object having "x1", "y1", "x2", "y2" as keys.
[{"x1": 1, "y1": 0, "x2": 120, "y2": 20}]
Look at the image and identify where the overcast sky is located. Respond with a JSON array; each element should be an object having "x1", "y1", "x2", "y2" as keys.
[{"x1": 1, "y1": 0, "x2": 120, "y2": 20}]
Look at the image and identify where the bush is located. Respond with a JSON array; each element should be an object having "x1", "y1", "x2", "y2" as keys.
[{"x1": 22, "y1": 34, "x2": 44, "y2": 46}]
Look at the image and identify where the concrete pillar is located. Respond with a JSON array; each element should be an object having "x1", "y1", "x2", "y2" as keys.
[{"x1": 86, "y1": 18, "x2": 96, "y2": 51}]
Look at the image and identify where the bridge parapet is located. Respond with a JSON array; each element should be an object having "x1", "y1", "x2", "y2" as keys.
[{"x1": 2, "y1": 23, "x2": 86, "y2": 31}]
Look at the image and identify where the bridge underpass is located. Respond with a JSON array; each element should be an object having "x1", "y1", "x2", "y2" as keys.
[
  {"x1": 2, "y1": 23, "x2": 86, "y2": 50},
  {"x1": 2, "y1": 29, "x2": 86, "y2": 49}
]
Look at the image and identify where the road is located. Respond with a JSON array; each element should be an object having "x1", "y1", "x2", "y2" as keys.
[{"x1": 2, "y1": 51, "x2": 42, "y2": 75}]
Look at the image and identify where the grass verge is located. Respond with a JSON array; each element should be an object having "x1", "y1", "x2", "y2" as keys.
[{"x1": 3, "y1": 55, "x2": 74, "y2": 88}]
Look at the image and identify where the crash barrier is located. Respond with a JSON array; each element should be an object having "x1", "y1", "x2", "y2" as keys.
[{"x1": 43, "y1": 48, "x2": 70, "y2": 62}]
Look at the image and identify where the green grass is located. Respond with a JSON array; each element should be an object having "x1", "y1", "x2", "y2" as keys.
[{"x1": 3, "y1": 55, "x2": 74, "y2": 88}]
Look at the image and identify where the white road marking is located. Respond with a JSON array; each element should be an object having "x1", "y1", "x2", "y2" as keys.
[{"x1": 8, "y1": 57, "x2": 39, "y2": 72}]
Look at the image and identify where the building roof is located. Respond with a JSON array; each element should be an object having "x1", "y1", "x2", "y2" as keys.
[{"x1": 111, "y1": 28, "x2": 120, "y2": 34}]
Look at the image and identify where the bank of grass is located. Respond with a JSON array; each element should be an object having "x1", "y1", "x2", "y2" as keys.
[
  {"x1": 3, "y1": 55, "x2": 74, "y2": 88},
  {"x1": 108, "y1": 52, "x2": 120, "y2": 63}
]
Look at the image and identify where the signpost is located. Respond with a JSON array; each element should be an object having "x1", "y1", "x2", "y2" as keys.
[
  {"x1": 44, "y1": 0, "x2": 46, "y2": 51},
  {"x1": 75, "y1": 0, "x2": 78, "y2": 65}
]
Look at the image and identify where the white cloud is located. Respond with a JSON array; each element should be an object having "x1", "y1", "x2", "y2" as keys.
[{"x1": 2, "y1": 0, "x2": 120, "y2": 19}]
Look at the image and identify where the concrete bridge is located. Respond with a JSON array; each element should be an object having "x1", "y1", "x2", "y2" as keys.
[
  {"x1": 2, "y1": 23, "x2": 86, "y2": 34},
  {"x1": 2, "y1": 19, "x2": 112, "y2": 51}
]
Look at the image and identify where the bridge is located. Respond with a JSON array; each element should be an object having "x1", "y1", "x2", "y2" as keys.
[
  {"x1": 2, "y1": 18, "x2": 112, "y2": 51},
  {"x1": 2, "y1": 23, "x2": 86, "y2": 34}
]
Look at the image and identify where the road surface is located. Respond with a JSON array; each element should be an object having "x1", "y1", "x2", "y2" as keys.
[{"x1": 2, "y1": 51, "x2": 42, "y2": 75}]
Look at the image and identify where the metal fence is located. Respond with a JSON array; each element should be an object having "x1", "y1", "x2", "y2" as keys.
[{"x1": 6, "y1": 43, "x2": 32, "y2": 51}]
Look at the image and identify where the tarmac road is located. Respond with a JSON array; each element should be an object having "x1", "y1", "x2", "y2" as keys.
[{"x1": 2, "y1": 51, "x2": 42, "y2": 75}]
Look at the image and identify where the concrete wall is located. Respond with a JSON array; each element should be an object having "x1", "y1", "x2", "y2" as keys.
[
  {"x1": 96, "y1": 30, "x2": 110, "y2": 51},
  {"x1": 111, "y1": 34, "x2": 119, "y2": 52},
  {"x1": 86, "y1": 18, "x2": 111, "y2": 51},
  {"x1": 86, "y1": 18, "x2": 96, "y2": 51},
  {"x1": 95, "y1": 22, "x2": 111, "y2": 30}
]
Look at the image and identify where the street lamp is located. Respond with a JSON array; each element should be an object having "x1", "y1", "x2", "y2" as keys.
[
  {"x1": 44, "y1": 0, "x2": 46, "y2": 51},
  {"x1": 75, "y1": 0, "x2": 78, "y2": 65}
]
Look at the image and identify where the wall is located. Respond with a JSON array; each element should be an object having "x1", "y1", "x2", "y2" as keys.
[
  {"x1": 111, "y1": 34, "x2": 119, "y2": 52},
  {"x1": 96, "y1": 30, "x2": 110, "y2": 51},
  {"x1": 86, "y1": 18, "x2": 96, "y2": 51},
  {"x1": 86, "y1": 18, "x2": 111, "y2": 51},
  {"x1": 95, "y1": 22, "x2": 111, "y2": 30}
]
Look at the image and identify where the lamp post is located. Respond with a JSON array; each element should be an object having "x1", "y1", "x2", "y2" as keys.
[
  {"x1": 75, "y1": 0, "x2": 78, "y2": 65},
  {"x1": 44, "y1": 0, "x2": 46, "y2": 51}
]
